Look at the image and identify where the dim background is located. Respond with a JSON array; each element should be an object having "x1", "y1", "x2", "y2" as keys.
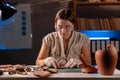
[
  {"x1": 0, "y1": 0, "x2": 71, "y2": 65},
  {"x1": 1, "y1": 0, "x2": 120, "y2": 70}
]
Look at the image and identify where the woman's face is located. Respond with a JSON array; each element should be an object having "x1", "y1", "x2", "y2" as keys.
[{"x1": 55, "y1": 19, "x2": 74, "y2": 41}]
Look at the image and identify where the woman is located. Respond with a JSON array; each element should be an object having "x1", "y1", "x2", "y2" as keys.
[{"x1": 36, "y1": 8, "x2": 97, "y2": 72}]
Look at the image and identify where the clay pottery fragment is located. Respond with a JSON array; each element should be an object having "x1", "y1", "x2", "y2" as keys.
[
  {"x1": 95, "y1": 44, "x2": 118, "y2": 75},
  {"x1": 33, "y1": 70, "x2": 51, "y2": 78},
  {"x1": 42, "y1": 68, "x2": 58, "y2": 73},
  {"x1": 79, "y1": 54, "x2": 98, "y2": 73}
]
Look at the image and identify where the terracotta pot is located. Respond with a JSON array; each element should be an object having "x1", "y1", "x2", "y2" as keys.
[
  {"x1": 95, "y1": 44, "x2": 118, "y2": 75},
  {"x1": 100, "y1": 0, "x2": 118, "y2": 2}
]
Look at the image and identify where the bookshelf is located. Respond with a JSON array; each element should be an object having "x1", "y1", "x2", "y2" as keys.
[
  {"x1": 73, "y1": 0, "x2": 120, "y2": 30},
  {"x1": 73, "y1": 1, "x2": 120, "y2": 65}
]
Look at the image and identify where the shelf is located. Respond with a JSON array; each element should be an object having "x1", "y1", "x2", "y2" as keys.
[
  {"x1": 73, "y1": 0, "x2": 120, "y2": 63},
  {"x1": 75, "y1": 1, "x2": 120, "y2": 5},
  {"x1": 73, "y1": 0, "x2": 120, "y2": 29}
]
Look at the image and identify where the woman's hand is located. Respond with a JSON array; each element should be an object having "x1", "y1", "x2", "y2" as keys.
[
  {"x1": 45, "y1": 57, "x2": 60, "y2": 69},
  {"x1": 64, "y1": 58, "x2": 80, "y2": 68}
]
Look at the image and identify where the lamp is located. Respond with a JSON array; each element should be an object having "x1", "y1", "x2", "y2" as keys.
[{"x1": 0, "y1": 0, "x2": 17, "y2": 20}]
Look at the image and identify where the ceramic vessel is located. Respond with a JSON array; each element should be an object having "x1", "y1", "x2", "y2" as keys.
[
  {"x1": 100, "y1": 0, "x2": 117, "y2": 2},
  {"x1": 95, "y1": 44, "x2": 118, "y2": 75}
]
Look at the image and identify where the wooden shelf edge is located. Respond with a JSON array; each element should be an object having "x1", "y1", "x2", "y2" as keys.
[{"x1": 75, "y1": 1, "x2": 120, "y2": 5}]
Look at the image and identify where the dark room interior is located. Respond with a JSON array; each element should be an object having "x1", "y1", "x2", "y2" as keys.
[{"x1": 0, "y1": 0, "x2": 120, "y2": 79}]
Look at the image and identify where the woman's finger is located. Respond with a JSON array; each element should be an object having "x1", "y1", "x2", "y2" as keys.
[{"x1": 69, "y1": 62, "x2": 77, "y2": 68}]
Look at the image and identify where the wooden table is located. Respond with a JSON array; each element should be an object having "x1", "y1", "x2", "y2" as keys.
[{"x1": 0, "y1": 69, "x2": 120, "y2": 80}]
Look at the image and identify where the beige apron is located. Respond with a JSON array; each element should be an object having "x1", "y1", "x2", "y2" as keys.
[{"x1": 43, "y1": 31, "x2": 90, "y2": 66}]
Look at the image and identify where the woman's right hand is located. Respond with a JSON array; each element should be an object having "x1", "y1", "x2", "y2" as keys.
[{"x1": 45, "y1": 57, "x2": 60, "y2": 69}]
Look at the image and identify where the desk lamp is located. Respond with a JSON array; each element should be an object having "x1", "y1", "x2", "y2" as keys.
[{"x1": 0, "y1": 0, "x2": 17, "y2": 20}]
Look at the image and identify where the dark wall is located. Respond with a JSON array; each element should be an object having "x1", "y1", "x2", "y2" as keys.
[{"x1": 0, "y1": 49, "x2": 34, "y2": 65}]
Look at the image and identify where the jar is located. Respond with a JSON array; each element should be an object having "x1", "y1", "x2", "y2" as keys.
[{"x1": 95, "y1": 44, "x2": 118, "y2": 75}]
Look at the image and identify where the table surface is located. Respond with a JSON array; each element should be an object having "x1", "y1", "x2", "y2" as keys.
[{"x1": 0, "y1": 68, "x2": 120, "y2": 80}]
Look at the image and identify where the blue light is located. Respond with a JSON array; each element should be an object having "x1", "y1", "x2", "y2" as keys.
[
  {"x1": 6, "y1": 3, "x2": 11, "y2": 7},
  {"x1": 90, "y1": 37, "x2": 110, "y2": 40},
  {"x1": 0, "y1": 16, "x2": 15, "y2": 26},
  {"x1": 78, "y1": 30, "x2": 120, "y2": 40},
  {"x1": 0, "y1": 45, "x2": 5, "y2": 49},
  {"x1": 0, "y1": 44, "x2": 21, "y2": 50}
]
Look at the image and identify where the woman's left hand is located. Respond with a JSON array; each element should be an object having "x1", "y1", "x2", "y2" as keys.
[{"x1": 64, "y1": 58, "x2": 80, "y2": 68}]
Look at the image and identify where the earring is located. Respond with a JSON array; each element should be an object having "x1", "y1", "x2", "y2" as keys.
[{"x1": 55, "y1": 25, "x2": 57, "y2": 31}]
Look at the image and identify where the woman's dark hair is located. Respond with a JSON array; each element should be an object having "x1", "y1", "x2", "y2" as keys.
[{"x1": 54, "y1": 8, "x2": 75, "y2": 24}]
